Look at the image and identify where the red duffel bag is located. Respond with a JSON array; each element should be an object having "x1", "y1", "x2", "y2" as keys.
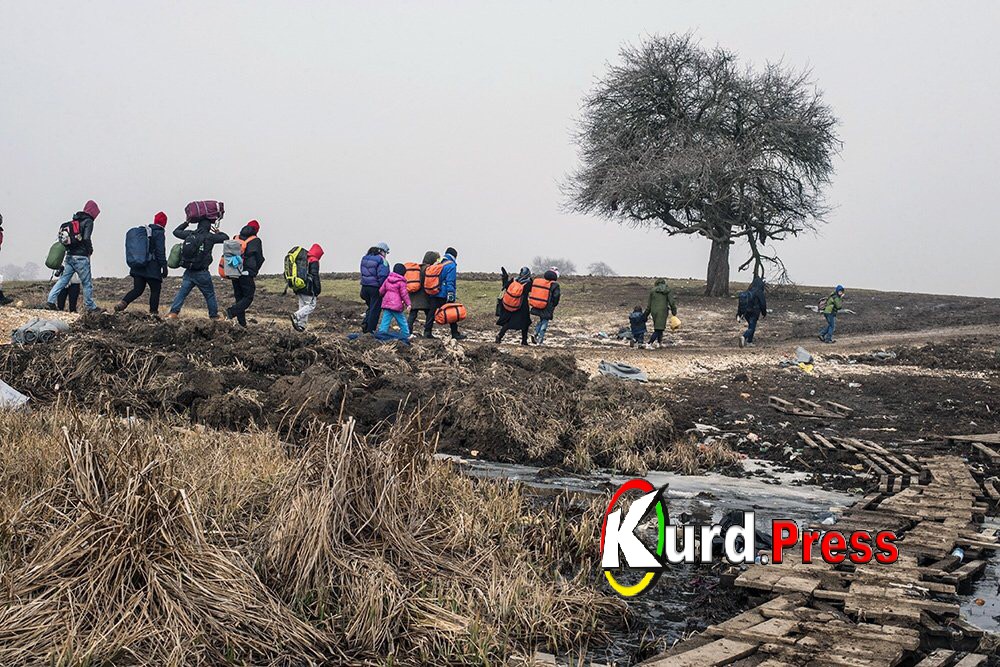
[{"x1": 184, "y1": 200, "x2": 225, "y2": 222}]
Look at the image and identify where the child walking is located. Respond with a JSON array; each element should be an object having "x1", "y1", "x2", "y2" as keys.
[
  {"x1": 629, "y1": 305, "x2": 648, "y2": 347},
  {"x1": 377, "y1": 263, "x2": 411, "y2": 337},
  {"x1": 290, "y1": 244, "x2": 324, "y2": 331}
]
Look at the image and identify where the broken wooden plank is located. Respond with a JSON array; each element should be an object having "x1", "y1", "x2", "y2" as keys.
[
  {"x1": 914, "y1": 649, "x2": 955, "y2": 667},
  {"x1": 641, "y1": 638, "x2": 758, "y2": 666},
  {"x1": 953, "y1": 654, "x2": 988, "y2": 667}
]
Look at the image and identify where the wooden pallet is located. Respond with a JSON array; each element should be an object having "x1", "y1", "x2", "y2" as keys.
[
  {"x1": 770, "y1": 396, "x2": 853, "y2": 419},
  {"x1": 800, "y1": 431, "x2": 925, "y2": 491},
  {"x1": 641, "y1": 456, "x2": 996, "y2": 666}
]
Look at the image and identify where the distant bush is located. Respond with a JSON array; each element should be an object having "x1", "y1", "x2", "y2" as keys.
[
  {"x1": 586, "y1": 262, "x2": 617, "y2": 277},
  {"x1": 0, "y1": 262, "x2": 43, "y2": 282},
  {"x1": 531, "y1": 257, "x2": 576, "y2": 276}
]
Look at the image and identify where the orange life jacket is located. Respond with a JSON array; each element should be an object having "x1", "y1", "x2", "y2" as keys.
[
  {"x1": 217, "y1": 235, "x2": 256, "y2": 278},
  {"x1": 501, "y1": 281, "x2": 526, "y2": 312},
  {"x1": 528, "y1": 278, "x2": 552, "y2": 310},
  {"x1": 434, "y1": 302, "x2": 467, "y2": 325},
  {"x1": 423, "y1": 262, "x2": 446, "y2": 296},
  {"x1": 404, "y1": 262, "x2": 422, "y2": 293}
]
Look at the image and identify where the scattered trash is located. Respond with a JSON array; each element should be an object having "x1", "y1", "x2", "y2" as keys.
[
  {"x1": 690, "y1": 423, "x2": 721, "y2": 434},
  {"x1": 974, "y1": 598, "x2": 986, "y2": 606},
  {"x1": 951, "y1": 547, "x2": 965, "y2": 562},
  {"x1": 739, "y1": 392, "x2": 751, "y2": 400},
  {"x1": 848, "y1": 382, "x2": 862, "y2": 388},
  {"x1": 0, "y1": 378, "x2": 29, "y2": 410},
  {"x1": 798, "y1": 362, "x2": 815, "y2": 374},
  {"x1": 867, "y1": 350, "x2": 898, "y2": 361},
  {"x1": 593, "y1": 331, "x2": 609, "y2": 339},
  {"x1": 795, "y1": 346, "x2": 814, "y2": 364},
  {"x1": 746, "y1": 433, "x2": 759, "y2": 443},
  {"x1": 821, "y1": 515, "x2": 837, "y2": 526},
  {"x1": 597, "y1": 360, "x2": 647, "y2": 383},
  {"x1": 11, "y1": 317, "x2": 70, "y2": 345}
]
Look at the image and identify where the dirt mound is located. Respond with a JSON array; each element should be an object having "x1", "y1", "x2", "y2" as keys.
[
  {"x1": 835, "y1": 337, "x2": 1000, "y2": 373},
  {"x1": 0, "y1": 313, "x2": 686, "y2": 471}
]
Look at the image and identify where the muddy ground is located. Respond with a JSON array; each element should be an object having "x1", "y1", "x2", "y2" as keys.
[{"x1": 2, "y1": 274, "x2": 999, "y2": 661}]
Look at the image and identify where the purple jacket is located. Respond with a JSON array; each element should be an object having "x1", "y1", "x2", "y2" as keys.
[{"x1": 379, "y1": 272, "x2": 411, "y2": 312}]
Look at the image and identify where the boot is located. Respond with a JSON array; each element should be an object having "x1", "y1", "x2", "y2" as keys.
[
  {"x1": 166, "y1": 312, "x2": 179, "y2": 320},
  {"x1": 114, "y1": 301, "x2": 128, "y2": 313}
]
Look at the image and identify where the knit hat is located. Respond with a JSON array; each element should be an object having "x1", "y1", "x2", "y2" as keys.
[
  {"x1": 246, "y1": 220, "x2": 260, "y2": 233},
  {"x1": 153, "y1": 211, "x2": 168, "y2": 227},
  {"x1": 544, "y1": 270, "x2": 557, "y2": 281},
  {"x1": 446, "y1": 247, "x2": 458, "y2": 258},
  {"x1": 392, "y1": 262, "x2": 407, "y2": 275},
  {"x1": 83, "y1": 200, "x2": 100, "y2": 219}
]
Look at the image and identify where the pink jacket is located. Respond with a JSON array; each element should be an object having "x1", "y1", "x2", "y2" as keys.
[{"x1": 379, "y1": 272, "x2": 411, "y2": 312}]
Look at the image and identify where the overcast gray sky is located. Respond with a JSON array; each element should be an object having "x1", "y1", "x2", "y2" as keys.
[{"x1": 2, "y1": 1, "x2": 998, "y2": 297}]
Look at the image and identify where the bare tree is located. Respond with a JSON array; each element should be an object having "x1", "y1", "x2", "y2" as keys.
[
  {"x1": 567, "y1": 34, "x2": 840, "y2": 296},
  {"x1": 531, "y1": 256, "x2": 576, "y2": 275},
  {"x1": 586, "y1": 261, "x2": 617, "y2": 277}
]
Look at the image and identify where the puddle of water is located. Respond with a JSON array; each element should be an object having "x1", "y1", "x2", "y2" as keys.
[{"x1": 959, "y1": 518, "x2": 1000, "y2": 633}]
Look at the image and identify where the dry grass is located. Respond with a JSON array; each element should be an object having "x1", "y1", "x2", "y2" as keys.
[{"x1": 0, "y1": 406, "x2": 623, "y2": 665}]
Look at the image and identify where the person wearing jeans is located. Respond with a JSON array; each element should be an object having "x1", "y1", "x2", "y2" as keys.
[
  {"x1": 47, "y1": 200, "x2": 101, "y2": 311},
  {"x1": 49, "y1": 255, "x2": 99, "y2": 311},
  {"x1": 534, "y1": 317, "x2": 550, "y2": 344},
  {"x1": 170, "y1": 269, "x2": 218, "y2": 317},
  {"x1": 377, "y1": 263, "x2": 411, "y2": 338},
  {"x1": 818, "y1": 285, "x2": 845, "y2": 343}
]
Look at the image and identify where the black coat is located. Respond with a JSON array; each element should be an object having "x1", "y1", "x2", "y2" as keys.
[
  {"x1": 238, "y1": 225, "x2": 265, "y2": 277},
  {"x1": 497, "y1": 268, "x2": 532, "y2": 329},
  {"x1": 530, "y1": 281, "x2": 560, "y2": 320},
  {"x1": 130, "y1": 224, "x2": 168, "y2": 281}
]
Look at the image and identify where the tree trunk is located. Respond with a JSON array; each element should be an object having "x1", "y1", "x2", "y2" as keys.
[{"x1": 705, "y1": 239, "x2": 731, "y2": 297}]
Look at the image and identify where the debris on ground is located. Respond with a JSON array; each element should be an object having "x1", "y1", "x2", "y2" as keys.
[
  {"x1": 597, "y1": 360, "x2": 648, "y2": 383},
  {"x1": 11, "y1": 317, "x2": 71, "y2": 344},
  {"x1": 0, "y1": 378, "x2": 29, "y2": 410}
]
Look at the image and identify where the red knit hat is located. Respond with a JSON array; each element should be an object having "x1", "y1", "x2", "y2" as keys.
[
  {"x1": 153, "y1": 211, "x2": 168, "y2": 227},
  {"x1": 246, "y1": 219, "x2": 260, "y2": 233}
]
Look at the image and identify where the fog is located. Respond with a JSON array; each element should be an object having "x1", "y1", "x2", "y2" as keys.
[{"x1": 2, "y1": 0, "x2": 997, "y2": 296}]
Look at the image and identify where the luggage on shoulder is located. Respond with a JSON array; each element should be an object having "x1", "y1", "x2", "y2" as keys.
[
  {"x1": 184, "y1": 200, "x2": 225, "y2": 222},
  {"x1": 404, "y1": 262, "x2": 422, "y2": 293},
  {"x1": 284, "y1": 246, "x2": 309, "y2": 291},
  {"x1": 167, "y1": 243, "x2": 183, "y2": 269},
  {"x1": 501, "y1": 281, "x2": 526, "y2": 312},
  {"x1": 125, "y1": 225, "x2": 153, "y2": 269},
  {"x1": 423, "y1": 262, "x2": 445, "y2": 296},
  {"x1": 528, "y1": 278, "x2": 552, "y2": 310},
  {"x1": 434, "y1": 302, "x2": 467, "y2": 325},
  {"x1": 45, "y1": 241, "x2": 67, "y2": 270}
]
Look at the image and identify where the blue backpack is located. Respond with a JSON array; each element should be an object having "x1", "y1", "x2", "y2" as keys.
[{"x1": 125, "y1": 226, "x2": 152, "y2": 269}]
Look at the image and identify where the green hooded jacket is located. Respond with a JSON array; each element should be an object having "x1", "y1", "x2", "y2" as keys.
[
  {"x1": 645, "y1": 279, "x2": 677, "y2": 330},
  {"x1": 823, "y1": 293, "x2": 843, "y2": 315}
]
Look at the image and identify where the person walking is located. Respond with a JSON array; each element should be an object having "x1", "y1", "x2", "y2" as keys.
[
  {"x1": 224, "y1": 220, "x2": 264, "y2": 327},
  {"x1": 426, "y1": 247, "x2": 466, "y2": 340},
  {"x1": 643, "y1": 278, "x2": 677, "y2": 349},
  {"x1": 290, "y1": 244, "x2": 324, "y2": 331},
  {"x1": 360, "y1": 243, "x2": 390, "y2": 333},
  {"x1": 819, "y1": 285, "x2": 845, "y2": 344},
  {"x1": 529, "y1": 269, "x2": 560, "y2": 345},
  {"x1": 377, "y1": 263, "x2": 411, "y2": 337},
  {"x1": 496, "y1": 266, "x2": 533, "y2": 345},
  {"x1": 407, "y1": 250, "x2": 440, "y2": 336},
  {"x1": 738, "y1": 276, "x2": 767, "y2": 348},
  {"x1": 166, "y1": 216, "x2": 228, "y2": 319},
  {"x1": 114, "y1": 211, "x2": 169, "y2": 315},
  {"x1": 56, "y1": 269, "x2": 81, "y2": 312},
  {"x1": 46, "y1": 200, "x2": 102, "y2": 312}
]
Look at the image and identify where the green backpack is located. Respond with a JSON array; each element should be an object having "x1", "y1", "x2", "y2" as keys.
[
  {"x1": 45, "y1": 242, "x2": 67, "y2": 271},
  {"x1": 167, "y1": 243, "x2": 183, "y2": 269},
  {"x1": 284, "y1": 246, "x2": 308, "y2": 292}
]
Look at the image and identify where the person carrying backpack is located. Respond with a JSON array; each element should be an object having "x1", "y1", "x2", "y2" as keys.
[
  {"x1": 56, "y1": 269, "x2": 81, "y2": 312},
  {"x1": 629, "y1": 305, "x2": 648, "y2": 348},
  {"x1": 359, "y1": 242, "x2": 390, "y2": 333},
  {"x1": 819, "y1": 285, "x2": 846, "y2": 344},
  {"x1": 496, "y1": 266, "x2": 532, "y2": 345},
  {"x1": 407, "y1": 250, "x2": 440, "y2": 336},
  {"x1": 377, "y1": 263, "x2": 411, "y2": 337},
  {"x1": 114, "y1": 211, "x2": 169, "y2": 315},
  {"x1": 166, "y1": 215, "x2": 228, "y2": 319},
  {"x1": 289, "y1": 244, "x2": 323, "y2": 332},
  {"x1": 46, "y1": 200, "x2": 101, "y2": 312},
  {"x1": 737, "y1": 276, "x2": 767, "y2": 348},
  {"x1": 425, "y1": 247, "x2": 466, "y2": 340},
  {"x1": 643, "y1": 278, "x2": 677, "y2": 349},
  {"x1": 223, "y1": 220, "x2": 264, "y2": 327},
  {"x1": 529, "y1": 269, "x2": 560, "y2": 345}
]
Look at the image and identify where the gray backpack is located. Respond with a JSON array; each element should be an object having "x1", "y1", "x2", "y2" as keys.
[{"x1": 220, "y1": 239, "x2": 245, "y2": 278}]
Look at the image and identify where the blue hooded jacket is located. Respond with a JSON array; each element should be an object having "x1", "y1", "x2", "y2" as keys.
[
  {"x1": 360, "y1": 253, "x2": 389, "y2": 287},
  {"x1": 439, "y1": 253, "x2": 457, "y2": 297}
]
